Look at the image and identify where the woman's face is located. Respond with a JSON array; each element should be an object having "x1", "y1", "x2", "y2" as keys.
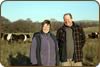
[{"x1": 42, "y1": 24, "x2": 50, "y2": 33}]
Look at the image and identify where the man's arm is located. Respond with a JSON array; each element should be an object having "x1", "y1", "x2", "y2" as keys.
[{"x1": 79, "y1": 26, "x2": 86, "y2": 48}]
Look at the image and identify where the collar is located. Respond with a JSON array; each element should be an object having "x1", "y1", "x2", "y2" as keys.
[
  {"x1": 62, "y1": 21, "x2": 76, "y2": 31},
  {"x1": 40, "y1": 30, "x2": 50, "y2": 35}
]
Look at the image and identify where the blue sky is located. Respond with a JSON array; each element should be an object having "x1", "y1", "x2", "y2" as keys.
[{"x1": 1, "y1": 1, "x2": 99, "y2": 22}]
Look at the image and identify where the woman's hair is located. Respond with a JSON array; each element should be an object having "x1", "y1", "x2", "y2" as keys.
[{"x1": 41, "y1": 20, "x2": 51, "y2": 28}]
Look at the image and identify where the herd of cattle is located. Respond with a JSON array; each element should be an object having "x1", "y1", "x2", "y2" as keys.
[
  {"x1": 0, "y1": 32, "x2": 100, "y2": 43},
  {"x1": 0, "y1": 33, "x2": 32, "y2": 43}
]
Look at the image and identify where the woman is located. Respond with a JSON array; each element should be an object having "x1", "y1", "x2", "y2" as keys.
[{"x1": 30, "y1": 20, "x2": 59, "y2": 66}]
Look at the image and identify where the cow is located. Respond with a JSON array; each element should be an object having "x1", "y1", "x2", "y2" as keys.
[
  {"x1": 88, "y1": 32, "x2": 100, "y2": 39},
  {"x1": 0, "y1": 32, "x2": 4, "y2": 40},
  {"x1": 26, "y1": 34, "x2": 30, "y2": 38},
  {"x1": 0, "y1": 33, "x2": 13, "y2": 43}
]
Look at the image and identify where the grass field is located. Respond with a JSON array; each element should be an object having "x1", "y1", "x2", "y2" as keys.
[
  {"x1": 82, "y1": 26, "x2": 100, "y2": 66},
  {"x1": 0, "y1": 26, "x2": 100, "y2": 66}
]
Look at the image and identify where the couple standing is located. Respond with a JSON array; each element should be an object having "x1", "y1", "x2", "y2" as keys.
[{"x1": 30, "y1": 13, "x2": 86, "y2": 66}]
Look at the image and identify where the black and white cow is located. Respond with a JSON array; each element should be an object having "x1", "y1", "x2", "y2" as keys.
[
  {"x1": 0, "y1": 32, "x2": 4, "y2": 40},
  {"x1": 0, "y1": 33, "x2": 13, "y2": 42},
  {"x1": 26, "y1": 34, "x2": 30, "y2": 38},
  {"x1": 88, "y1": 32, "x2": 100, "y2": 39}
]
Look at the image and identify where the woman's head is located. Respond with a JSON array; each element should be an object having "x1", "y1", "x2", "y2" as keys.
[{"x1": 41, "y1": 20, "x2": 51, "y2": 33}]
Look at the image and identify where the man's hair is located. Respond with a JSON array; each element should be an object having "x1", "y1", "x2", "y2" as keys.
[
  {"x1": 41, "y1": 20, "x2": 51, "y2": 28},
  {"x1": 63, "y1": 13, "x2": 73, "y2": 19}
]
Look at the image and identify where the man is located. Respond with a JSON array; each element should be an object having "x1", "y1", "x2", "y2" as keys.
[
  {"x1": 30, "y1": 20, "x2": 59, "y2": 66},
  {"x1": 56, "y1": 13, "x2": 85, "y2": 66}
]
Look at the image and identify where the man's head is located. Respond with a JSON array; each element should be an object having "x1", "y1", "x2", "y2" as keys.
[
  {"x1": 63, "y1": 13, "x2": 73, "y2": 27},
  {"x1": 41, "y1": 20, "x2": 51, "y2": 33}
]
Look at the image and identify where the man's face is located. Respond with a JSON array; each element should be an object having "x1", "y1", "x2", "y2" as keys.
[
  {"x1": 42, "y1": 24, "x2": 50, "y2": 33},
  {"x1": 64, "y1": 15, "x2": 73, "y2": 27}
]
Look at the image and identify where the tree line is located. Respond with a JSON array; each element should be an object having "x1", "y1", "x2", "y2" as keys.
[{"x1": 0, "y1": 16, "x2": 99, "y2": 33}]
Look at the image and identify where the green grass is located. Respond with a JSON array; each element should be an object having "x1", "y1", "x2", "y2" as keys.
[
  {"x1": 0, "y1": 26, "x2": 100, "y2": 66},
  {"x1": 83, "y1": 38, "x2": 100, "y2": 66},
  {"x1": 0, "y1": 40, "x2": 32, "y2": 66},
  {"x1": 84, "y1": 26, "x2": 99, "y2": 35},
  {"x1": 83, "y1": 26, "x2": 100, "y2": 66}
]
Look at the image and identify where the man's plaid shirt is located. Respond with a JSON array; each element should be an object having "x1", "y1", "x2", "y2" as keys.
[{"x1": 56, "y1": 22, "x2": 86, "y2": 62}]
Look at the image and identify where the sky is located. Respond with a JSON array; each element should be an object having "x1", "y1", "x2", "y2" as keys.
[{"x1": 1, "y1": 1, "x2": 99, "y2": 22}]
